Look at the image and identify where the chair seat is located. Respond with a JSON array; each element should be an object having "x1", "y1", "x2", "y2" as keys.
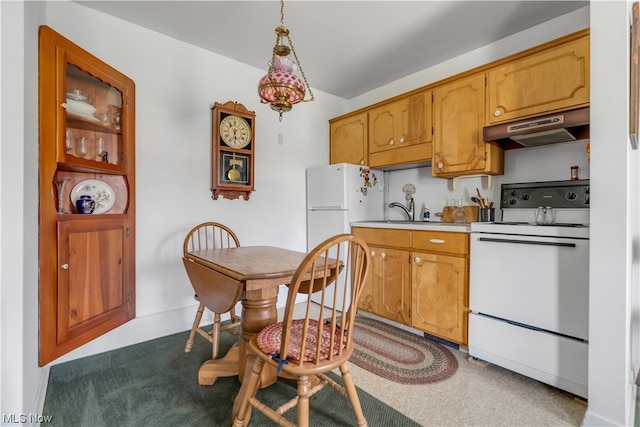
[{"x1": 257, "y1": 319, "x2": 346, "y2": 363}]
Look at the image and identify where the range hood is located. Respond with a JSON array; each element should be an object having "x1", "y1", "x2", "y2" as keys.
[{"x1": 483, "y1": 107, "x2": 589, "y2": 149}]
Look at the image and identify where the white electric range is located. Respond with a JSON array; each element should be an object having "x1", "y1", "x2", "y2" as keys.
[{"x1": 469, "y1": 179, "x2": 590, "y2": 398}]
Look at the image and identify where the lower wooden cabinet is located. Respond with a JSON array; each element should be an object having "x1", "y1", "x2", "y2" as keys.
[
  {"x1": 56, "y1": 218, "x2": 133, "y2": 345},
  {"x1": 411, "y1": 252, "x2": 468, "y2": 344},
  {"x1": 359, "y1": 246, "x2": 411, "y2": 325},
  {"x1": 353, "y1": 226, "x2": 469, "y2": 345}
]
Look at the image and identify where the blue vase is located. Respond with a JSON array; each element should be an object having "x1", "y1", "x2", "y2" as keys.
[{"x1": 76, "y1": 195, "x2": 95, "y2": 214}]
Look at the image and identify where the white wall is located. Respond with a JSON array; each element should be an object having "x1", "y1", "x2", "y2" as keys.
[
  {"x1": 1, "y1": 0, "x2": 43, "y2": 420},
  {"x1": 584, "y1": 2, "x2": 638, "y2": 425},
  {"x1": 3, "y1": 1, "x2": 639, "y2": 426},
  {"x1": 385, "y1": 141, "x2": 590, "y2": 223}
]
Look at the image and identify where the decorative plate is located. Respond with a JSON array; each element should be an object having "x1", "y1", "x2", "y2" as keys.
[{"x1": 70, "y1": 179, "x2": 115, "y2": 214}]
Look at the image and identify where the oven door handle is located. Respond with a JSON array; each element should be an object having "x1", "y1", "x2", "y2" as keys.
[{"x1": 477, "y1": 237, "x2": 576, "y2": 248}]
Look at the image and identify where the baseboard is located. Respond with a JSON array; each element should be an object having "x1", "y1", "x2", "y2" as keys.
[
  {"x1": 35, "y1": 365, "x2": 50, "y2": 416},
  {"x1": 47, "y1": 303, "x2": 217, "y2": 367}
]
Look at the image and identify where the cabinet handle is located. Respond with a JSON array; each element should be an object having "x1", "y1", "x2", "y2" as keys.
[
  {"x1": 399, "y1": 137, "x2": 405, "y2": 143},
  {"x1": 414, "y1": 257, "x2": 421, "y2": 263},
  {"x1": 60, "y1": 102, "x2": 67, "y2": 109},
  {"x1": 370, "y1": 250, "x2": 376, "y2": 257},
  {"x1": 437, "y1": 162, "x2": 444, "y2": 169},
  {"x1": 360, "y1": 159, "x2": 365, "y2": 165},
  {"x1": 429, "y1": 238, "x2": 446, "y2": 244},
  {"x1": 380, "y1": 252, "x2": 386, "y2": 258},
  {"x1": 493, "y1": 109, "x2": 501, "y2": 117},
  {"x1": 61, "y1": 264, "x2": 69, "y2": 269},
  {"x1": 389, "y1": 139, "x2": 395, "y2": 145}
]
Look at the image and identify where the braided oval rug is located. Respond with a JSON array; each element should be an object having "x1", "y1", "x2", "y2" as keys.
[{"x1": 350, "y1": 315, "x2": 458, "y2": 385}]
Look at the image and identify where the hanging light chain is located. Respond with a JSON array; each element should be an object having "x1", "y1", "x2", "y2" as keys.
[
  {"x1": 285, "y1": 33, "x2": 314, "y2": 102},
  {"x1": 274, "y1": 0, "x2": 314, "y2": 102}
]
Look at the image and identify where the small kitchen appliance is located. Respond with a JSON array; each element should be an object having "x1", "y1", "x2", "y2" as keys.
[
  {"x1": 468, "y1": 179, "x2": 590, "y2": 398},
  {"x1": 306, "y1": 163, "x2": 384, "y2": 307}
]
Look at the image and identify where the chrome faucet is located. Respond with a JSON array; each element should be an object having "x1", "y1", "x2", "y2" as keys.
[{"x1": 389, "y1": 198, "x2": 415, "y2": 221}]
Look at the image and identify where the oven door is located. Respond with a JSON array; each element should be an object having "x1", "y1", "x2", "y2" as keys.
[{"x1": 469, "y1": 232, "x2": 589, "y2": 340}]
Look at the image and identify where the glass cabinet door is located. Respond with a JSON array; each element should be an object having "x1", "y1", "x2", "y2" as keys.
[{"x1": 57, "y1": 53, "x2": 128, "y2": 174}]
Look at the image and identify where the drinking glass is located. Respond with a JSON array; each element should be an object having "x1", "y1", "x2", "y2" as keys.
[
  {"x1": 76, "y1": 136, "x2": 88, "y2": 158},
  {"x1": 65, "y1": 129, "x2": 74, "y2": 152},
  {"x1": 95, "y1": 137, "x2": 106, "y2": 161}
]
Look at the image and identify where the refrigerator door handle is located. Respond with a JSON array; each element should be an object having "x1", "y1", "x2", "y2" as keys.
[{"x1": 309, "y1": 206, "x2": 343, "y2": 210}]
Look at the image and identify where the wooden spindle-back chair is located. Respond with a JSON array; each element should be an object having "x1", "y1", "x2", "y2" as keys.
[
  {"x1": 232, "y1": 233, "x2": 371, "y2": 427},
  {"x1": 182, "y1": 222, "x2": 242, "y2": 359}
]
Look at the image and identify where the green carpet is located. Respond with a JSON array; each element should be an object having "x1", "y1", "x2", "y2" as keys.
[{"x1": 43, "y1": 326, "x2": 422, "y2": 426}]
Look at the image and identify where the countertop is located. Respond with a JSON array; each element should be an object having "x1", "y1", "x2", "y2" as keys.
[{"x1": 351, "y1": 221, "x2": 471, "y2": 233}]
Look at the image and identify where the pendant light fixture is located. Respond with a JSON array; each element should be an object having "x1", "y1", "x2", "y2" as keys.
[{"x1": 258, "y1": 0, "x2": 314, "y2": 121}]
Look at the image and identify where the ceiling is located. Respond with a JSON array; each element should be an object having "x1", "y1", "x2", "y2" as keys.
[{"x1": 75, "y1": 1, "x2": 589, "y2": 100}]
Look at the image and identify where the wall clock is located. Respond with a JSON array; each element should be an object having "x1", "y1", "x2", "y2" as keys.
[{"x1": 211, "y1": 101, "x2": 255, "y2": 200}]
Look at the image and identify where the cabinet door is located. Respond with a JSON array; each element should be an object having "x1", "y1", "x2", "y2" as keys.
[
  {"x1": 487, "y1": 35, "x2": 589, "y2": 124},
  {"x1": 56, "y1": 218, "x2": 134, "y2": 345},
  {"x1": 357, "y1": 246, "x2": 378, "y2": 314},
  {"x1": 432, "y1": 73, "x2": 503, "y2": 178},
  {"x1": 368, "y1": 91, "x2": 432, "y2": 168},
  {"x1": 368, "y1": 101, "x2": 401, "y2": 154},
  {"x1": 411, "y1": 252, "x2": 468, "y2": 344},
  {"x1": 374, "y1": 247, "x2": 411, "y2": 325},
  {"x1": 329, "y1": 112, "x2": 368, "y2": 165}
]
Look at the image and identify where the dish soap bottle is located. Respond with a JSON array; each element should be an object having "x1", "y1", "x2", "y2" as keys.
[{"x1": 423, "y1": 205, "x2": 431, "y2": 222}]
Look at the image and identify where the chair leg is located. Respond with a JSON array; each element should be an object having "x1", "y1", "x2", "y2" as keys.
[
  {"x1": 232, "y1": 355, "x2": 264, "y2": 427},
  {"x1": 211, "y1": 312, "x2": 221, "y2": 359},
  {"x1": 185, "y1": 302, "x2": 205, "y2": 353},
  {"x1": 230, "y1": 306, "x2": 239, "y2": 334},
  {"x1": 297, "y1": 375, "x2": 311, "y2": 427},
  {"x1": 339, "y1": 364, "x2": 368, "y2": 427}
]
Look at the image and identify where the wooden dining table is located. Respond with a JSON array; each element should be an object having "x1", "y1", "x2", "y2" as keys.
[{"x1": 183, "y1": 245, "x2": 331, "y2": 387}]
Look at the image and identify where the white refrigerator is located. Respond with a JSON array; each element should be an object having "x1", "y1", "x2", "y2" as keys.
[{"x1": 306, "y1": 163, "x2": 385, "y2": 307}]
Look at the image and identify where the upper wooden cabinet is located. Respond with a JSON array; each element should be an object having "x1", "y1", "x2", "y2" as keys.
[
  {"x1": 487, "y1": 32, "x2": 590, "y2": 124},
  {"x1": 38, "y1": 26, "x2": 136, "y2": 365},
  {"x1": 368, "y1": 91, "x2": 432, "y2": 168},
  {"x1": 329, "y1": 112, "x2": 368, "y2": 165},
  {"x1": 328, "y1": 29, "x2": 588, "y2": 174},
  {"x1": 432, "y1": 73, "x2": 504, "y2": 178}
]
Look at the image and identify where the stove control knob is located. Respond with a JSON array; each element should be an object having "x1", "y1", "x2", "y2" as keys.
[
  {"x1": 566, "y1": 192, "x2": 577, "y2": 201},
  {"x1": 509, "y1": 198, "x2": 517, "y2": 205},
  {"x1": 509, "y1": 190, "x2": 518, "y2": 197},
  {"x1": 584, "y1": 195, "x2": 590, "y2": 205},
  {"x1": 521, "y1": 194, "x2": 529, "y2": 200}
]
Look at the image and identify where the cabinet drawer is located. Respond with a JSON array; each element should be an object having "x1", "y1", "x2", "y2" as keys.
[
  {"x1": 352, "y1": 227, "x2": 411, "y2": 248},
  {"x1": 412, "y1": 230, "x2": 469, "y2": 255}
]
